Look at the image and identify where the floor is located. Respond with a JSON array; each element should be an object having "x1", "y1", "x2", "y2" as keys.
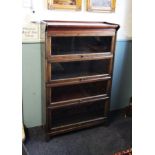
[{"x1": 24, "y1": 115, "x2": 132, "y2": 155}]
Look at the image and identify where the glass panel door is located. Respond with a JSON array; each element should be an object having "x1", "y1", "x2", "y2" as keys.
[
  {"x1": 51, "y1": 80, "x2": 108, "y2": 102},
  {"x1": 51, "y1": 99, "x2": 107, "y2": 127},
  {"x1": 51, "y1": 60, "x2": 110, "y2": 80},
  {"x1": 51, "y1": 36, "x2": 112, "y2": 55}
]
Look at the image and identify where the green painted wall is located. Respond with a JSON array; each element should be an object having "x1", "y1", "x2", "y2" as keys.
[
  {"x1": 111, "y1": 40, "x2": 132, "y2": 110},
  {"x1": 22, "y1": 43, "x2": 42, "y2": 127},
  {"x1": 22, "y1": 40, "x2": 132, "y2": 127}
]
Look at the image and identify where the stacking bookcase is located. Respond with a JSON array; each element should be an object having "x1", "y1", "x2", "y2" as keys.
[{"x1": 41, "y1": 21, "x2": 120, "y2": 139}]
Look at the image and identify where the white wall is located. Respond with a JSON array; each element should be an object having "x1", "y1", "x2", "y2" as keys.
[{"x1": 22, "y1": 0, "x2": 132, "y2": 41}]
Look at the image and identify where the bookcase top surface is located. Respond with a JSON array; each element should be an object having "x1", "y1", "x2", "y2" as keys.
[{"x1": 43, "y1": 20, "x2": 120, "y2": 30}]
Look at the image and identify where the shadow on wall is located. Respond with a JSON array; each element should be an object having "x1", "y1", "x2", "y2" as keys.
[{"x1": 111, "y1": 40, "x2": 132, "y2": 110}]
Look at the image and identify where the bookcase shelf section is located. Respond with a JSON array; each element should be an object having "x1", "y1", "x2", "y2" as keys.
[
  {"x1": 50, "y1": 80, "x2": 109, "y2": 103},
  {"x1": 50, "y1": 59, "x2": 111, "y2": 80},
  {"x1": 51, "y1": 36, "x2": 112, "y2": 55},
  {"x1": 49, "y1": 99, "x2": 108, "y2": 128}
]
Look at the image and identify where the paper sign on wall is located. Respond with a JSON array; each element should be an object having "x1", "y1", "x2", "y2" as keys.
[
  {"x1": 22, "y1": 22, "x2": 40, "y2": 42},
  {"x1": 22, "y1": 17, "x2": 46, "y2": 43}
]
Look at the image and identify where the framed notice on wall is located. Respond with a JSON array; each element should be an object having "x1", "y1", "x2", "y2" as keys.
[
  {"x1": 48, "y1": 0, "x2": 82, "y2": 10},
  {"x1": 87, "y1": 0, "x2": 116, "y2": 12}
]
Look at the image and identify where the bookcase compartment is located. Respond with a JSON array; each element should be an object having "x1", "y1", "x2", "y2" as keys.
[
  {"x1": 51, "y1": 36, "x2": 112, "y2": 55},
  {"x1": 51, "y1": 80, "x2": 109, "y2": 103},
  {"x1": 51, "y1": 60, "x2": 110, "y2": 80},
  {"x1": 49, "y1": 99, "x2": 108, "y2": 128}
]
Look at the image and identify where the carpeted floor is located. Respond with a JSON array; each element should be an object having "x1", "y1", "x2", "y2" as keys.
[{"x1": 24, "y1": 115, "x2": 132, "y2": 155}]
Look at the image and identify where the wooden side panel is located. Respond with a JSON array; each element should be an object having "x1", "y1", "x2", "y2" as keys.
[
  {"x1": 106, "y1": 35, "x2": 117, "y2": 94},
  {"x1": 46, "y1": 35, "x2": 51, "y2": 58}
]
